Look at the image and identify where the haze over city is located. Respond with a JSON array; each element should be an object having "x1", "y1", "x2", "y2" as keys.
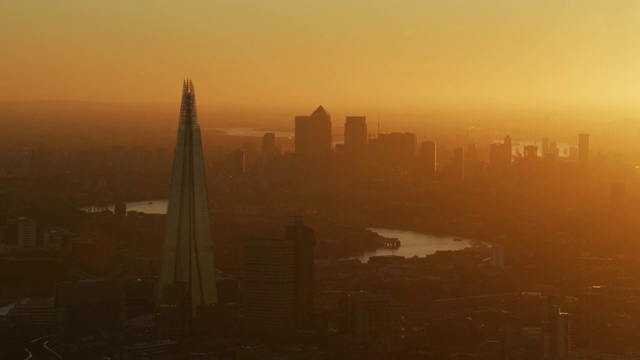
[
  {"x1": 1, "y1": 1, "x2": 640, "y2": 360},
  {"x1": 3, "y1": 2, "x2": 640, "y2": 112}
]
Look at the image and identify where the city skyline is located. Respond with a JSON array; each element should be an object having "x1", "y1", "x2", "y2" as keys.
[{"x1": 2, "y1": 1, "x2": 640, "y2": 358}]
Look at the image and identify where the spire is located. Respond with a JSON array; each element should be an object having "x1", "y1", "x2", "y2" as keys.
[{"x1": 179, "y1": 79, "x2": 198, "y2": 125}]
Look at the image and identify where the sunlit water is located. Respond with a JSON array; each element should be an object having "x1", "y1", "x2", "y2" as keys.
[
  {"x1": 355, "y1": 228, "x2": 472, "y2": 261},
  {"x1": 203, "y1": 128, "x2": 294, "y2": 138},
  {"x1": 82, "y1": 200, "x2": 168, "y2": 214},
  {"x1": 81, "y1": 200, "x2": 472, "y2": 260}
]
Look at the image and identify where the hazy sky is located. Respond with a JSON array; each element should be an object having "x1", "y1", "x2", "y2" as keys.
[{"x1": 2, "y1": 1, "x2": 640, "y2": 113}]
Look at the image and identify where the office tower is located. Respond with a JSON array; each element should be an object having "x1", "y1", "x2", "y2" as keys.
[
  {"x1": 504, "y1": 135, "x2": 512, "y2": 161},
  {"x1": 578, "y1": 133, "x2": 590, "y2": 170},
  {"x1": 244, "y1": 219, "x2": 315, "y2": 336},
  {"x1": 295, "y1": 106, "x2": 332, "y2": 158},
  {"x1": 54, "y1": 280, "x2": 125, "y2": 358},
  {"x1": 157, "y1": 81, "x2": 217, "y2": 340},
  {"x1": 262, "y1": 132, "x2": 276, "y2": 157},
  {"x1": 453, "y1": 146, "x2": 465, "y2": 182},
  {"x1": 9, "y1": 298, "x2": 54, "y2": 330},
  {"x1": 542, "y1": 137, "x2": 550, "y2": 156},
  {"x1": 543, "y1": 307, "x2": 571, "y2": 359},
  {"x1": 549, "y1": 141, "x2": 559, "y2": 157},
  {"x1": 244, "y1": 238, "x2": 296, "y2": 336},
  {"x1": 467, "y1": 143, "x2": 478, "y2": 161},
  {"x1": 524, "y1": 145, "x2": 538, "y2": 159},
  {"x1": 421, "y1": 141, "x2": 437, "y2": 178},
  {"x1": 5, "y1": 217, "x2": 36, "y2": 249},
  {"x1": 338, "y1": 292, "x2": 400, "y2": 351},
  {"x1": 344, "y1": 116, "x2": 367, "y2": 164},
  {"x1": 286, "y1": 216, "x2": 315, "y2": 330},
  {"x1": 369, "y1": 132, "x2": 417, "y2": 171},
  {"x1": 489, "y1": 135, "x2": 513, "y2": 181},
  {"x1": 580, "y1": 286, "x2": 604, "y2": 348}
]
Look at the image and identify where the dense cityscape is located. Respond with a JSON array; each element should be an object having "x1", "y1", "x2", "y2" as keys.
[
  {"x1": 3, "y1": 1, "x2": 640, "y2": 359},
  {"x1": 0, "y1": 78, "x2": 639, "y2": 359}
]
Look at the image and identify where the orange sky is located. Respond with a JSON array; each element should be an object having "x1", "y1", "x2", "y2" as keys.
[{"x1": 2, "y1": 1, "x2": 640, "y2": 114}]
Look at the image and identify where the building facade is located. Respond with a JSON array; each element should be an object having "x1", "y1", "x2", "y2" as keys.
[{"x1": 157, "y1": 80, "x2": 217, "y2": 339}]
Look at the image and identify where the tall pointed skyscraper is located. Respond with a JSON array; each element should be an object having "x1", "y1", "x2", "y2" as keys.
[{"x1": 157, "y1": 80, "x2": 217, "y2": 339}]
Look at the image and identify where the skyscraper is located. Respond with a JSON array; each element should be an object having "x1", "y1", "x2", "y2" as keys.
[
  {"x1": 295, "y1": 106, "x2": 332, "y2": 158},
  {"x1": 489, "y1": 135, "x2": 512, "y2": 181},
  {"x1": 244, "y1": 237, "x2": 296, "y2": 336},
  {"x1": 578, "y1": 133, "x2": 590, "y2": 170},
  {"x1": 287, "y1": 217, "x2": 315, "y2": 330},
  {"x1": 453, "y1": 146, "x2": 465, "y2": 182},
  {"x1": 542, "y1": 137, "x2": 550, "y2": 156},
  {"x1": 157, "y1": 80, "x2": 217, "y2": 339},
  {"x1": 421, "y1": 140, "x2": 437, "y2": 178},
  {"x1": 262, "y1": 132, "x2": 277, "y2": 157},
  {"x1": 369, "y1": 132, "x2": 417, "y2": 171},
  {"x1": 244, "y1": 218, "x2": 315, "y2": 337},
  {"x1": 344, "y1": 116, "x2": 367, "y2": 164}
]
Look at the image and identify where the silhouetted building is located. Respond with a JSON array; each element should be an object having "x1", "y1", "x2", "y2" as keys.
[
  {"x1": 4, "y1": 217, "x2": 36, "y2": 249},
  {"x1": 216, "y1": 277, "x2": 240, "y2": 305},
  {"x1": 287, "y1": 216, "x2": 315, "y2": 330},
  {"x1": 452, "y1": 146, "x2": 464, "y2": 182},
  {"x1": 467, "y1": 143, "x2": 478, "y2": 161},
  {"x1": 578, "y1": 133, "x2": 590, "y2": 170},
  {"x1": 489, "y1": 136, "x2": 512, "y2": 180},
  {"x1": 344, "y1": 116, "x2": 367, "y2": 165},
  {"x1": 504, "y1": 135, "x2": 512, "y2": 159},
  {"x1": 543, "y1": 307, "x2": 571, "y2": 359},
  {"x1": 244, "y1": 237, "x2": 296, "y2": 337},
  {"x1": 542, "y1": 137, "x2": 550, "y2": 156},
  {"x1": 295, "y1": 106, "x2": 332, "y2": 158},
  {"x1": 123, "y1": 279, "x2": 156, "y2": 318},
  {"x1": 421, "y1": 140, "x2": 437, "y2": 179},
  {"x1": 549, "y1": 141, "x2": 559, "y2": 157},
  {"x1": 580, "y1": 286, "x2": 604, "y2": 348},
  {"x1": 338, "y1": 292, "x2": 400, "y2": 351},
  {"x1": 8, "y1": 298, "x2": 54, "y2": 331},
  {"x1": 0, "y1": 190, "x2": 16, "y2": 220},
  {"x1": 244, "y1": 218, "x2": 315, "y2": 337},
  {"x1": 524, "y1": 145, "x2": 538, "y2": 160},
  {"x1": 369, "y1": 132, "x2": 417, "y2": 171},
  {"x1": 262, "y1": 132, "x2": 277, "y2": 157},
  {"x1": 54, "y1": 280, "x2": 125, "y2": 359},
  {"x1": 157, "y1": 80, "x2": 217, "y2": 340}
]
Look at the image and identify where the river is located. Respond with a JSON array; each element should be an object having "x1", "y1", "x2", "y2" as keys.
[
  {"x1": 83, "y1": 200, "x2": 473, "y2": 259},
  {"x1": 82, "y1": 199, "x2": 168, "y2": 214},
  {"x1": 356, "y1": 228, "x2": 472, "y2": 261}
]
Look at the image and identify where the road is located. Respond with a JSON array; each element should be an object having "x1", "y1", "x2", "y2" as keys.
[{"x1": 23, "y1": 335, "x2": 62, "y2": 360}]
